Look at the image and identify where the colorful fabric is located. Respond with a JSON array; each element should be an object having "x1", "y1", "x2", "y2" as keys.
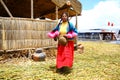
[
  {"x1": 47, "y1": 30, "x2": 59, "y2": 38},
  {"x1": 59, "y1": 22, "x2": 68, "y2": 35},
  {"x1": 49, "y1": 22, "x2": 78, "y2": 40},
  {"x1": 56, "y1": 41, "x2": 74, "y2": 68},
  {"x1": 66, "y1": 31, "x2": 77, "y2": 38},
  {"x1": 53, "y1": 22, "x2": 78, "y2": 38}
]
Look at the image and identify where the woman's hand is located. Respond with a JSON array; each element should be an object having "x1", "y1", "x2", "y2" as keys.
[{"x1": 54, "y1": 37, "x2": 58, "y2": 41}]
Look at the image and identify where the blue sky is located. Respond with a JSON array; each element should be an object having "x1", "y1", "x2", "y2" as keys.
[
  {"x1": 79, "y1": 0, "x2": 105, "y2": 10},
  {"x1": 70, "y1": 0, "x2": 120, "y2": 30}
]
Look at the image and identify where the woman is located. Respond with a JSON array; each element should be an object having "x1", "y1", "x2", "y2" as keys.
[{"x1": 48, "y1": 12, "x2": 78, "y2": 72}]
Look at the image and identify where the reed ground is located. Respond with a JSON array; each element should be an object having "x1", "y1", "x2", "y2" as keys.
[{"x1": 0, "y1": 41, "x2": 120, "y2": 80}]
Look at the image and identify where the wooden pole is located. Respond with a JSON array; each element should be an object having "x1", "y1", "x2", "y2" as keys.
[
  {"x1": 75, "y1": 14, "x2": 78, "y2": 29},
  {"x1": 56, "y1": 6, "x2": 58, "y2": 20},
  {"x1": 1, "y1": 18, "x2": 6, "y2": 50},
  {"x1": 0, "y1": 0, "x2": 13, "y2": 17},
  {"x1": 75, "y1": 13, "x2": 78, "y2": 46},
  {"x1": 31, "y1": 0, "x2": 33, "y2": 19}
]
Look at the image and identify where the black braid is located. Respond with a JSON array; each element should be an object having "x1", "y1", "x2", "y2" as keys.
[
  {"x1": 57, "y1": 19, "x2": 62, "y2": 28},
  {"x1": 68, "y1": 21, "x2": 71, "y2": 33}
]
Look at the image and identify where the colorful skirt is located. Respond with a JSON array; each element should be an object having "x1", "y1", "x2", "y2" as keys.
[{"x1": 56, "y1": 41, "x2": 74, "y2": 69}]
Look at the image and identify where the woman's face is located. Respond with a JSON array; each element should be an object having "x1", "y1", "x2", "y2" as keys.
[{"x1": 62, "y1": 13, "x2": 68, "y2": 22}]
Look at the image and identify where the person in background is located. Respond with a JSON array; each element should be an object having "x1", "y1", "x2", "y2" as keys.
[{"x1": 48, "y1": 12, "x2": 78, "y2": 73}]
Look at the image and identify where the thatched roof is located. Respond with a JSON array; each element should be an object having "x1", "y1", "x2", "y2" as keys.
[{"x1": 0, "y1": 0, "x2": 82, "y2": 19}]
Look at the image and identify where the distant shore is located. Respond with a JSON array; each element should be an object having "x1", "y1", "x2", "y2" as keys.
[{"x1": 78, "y1": 39, "x2": 120, "y2": 44}]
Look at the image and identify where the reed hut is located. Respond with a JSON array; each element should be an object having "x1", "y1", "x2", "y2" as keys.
[{"x1": 0, "y1": 0, "x2": 82, "y2": 51}]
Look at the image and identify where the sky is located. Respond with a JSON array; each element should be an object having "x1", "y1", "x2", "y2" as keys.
[{"x1": 70, "y1": 0, "x2": 120, "y2": 31}]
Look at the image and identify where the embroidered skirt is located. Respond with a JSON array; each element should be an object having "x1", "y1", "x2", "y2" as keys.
[{"x1": 56, "y1": 41, "x2": 74, "y2": 69}]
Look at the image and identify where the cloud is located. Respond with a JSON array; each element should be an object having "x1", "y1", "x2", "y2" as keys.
[{"x1": 70, "y1": 0, "x2": 120, "y2": 31}]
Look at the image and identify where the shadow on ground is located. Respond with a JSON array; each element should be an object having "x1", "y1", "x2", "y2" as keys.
[{"x1": 49, "y1": 65, "x2": 72, "y2": 75}]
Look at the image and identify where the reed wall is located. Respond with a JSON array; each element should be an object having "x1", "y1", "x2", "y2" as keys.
[{"x1": 0, "y1": 17, "x2": 57, "y2": 51}]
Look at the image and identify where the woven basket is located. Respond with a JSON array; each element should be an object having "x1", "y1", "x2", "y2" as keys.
[{"x1": 58, "y1": 36, "x2": 67, "y2": 46}]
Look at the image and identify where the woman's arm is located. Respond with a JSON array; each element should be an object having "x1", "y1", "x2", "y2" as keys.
[{"x1": 69, "y1": 22, "x2": 78, "y2": 34}]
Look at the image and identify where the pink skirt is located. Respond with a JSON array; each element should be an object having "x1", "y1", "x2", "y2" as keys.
[{"x1": 56, "y1": 41, "x2": 74, "y2": 69}]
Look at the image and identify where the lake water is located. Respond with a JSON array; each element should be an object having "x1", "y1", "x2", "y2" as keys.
[
  {"x1": 109, "y1": 40, "x2": 120, "y2": 44},
  {"x1": 78, "y1": 39, "x2": 120, "y2": 44}
]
